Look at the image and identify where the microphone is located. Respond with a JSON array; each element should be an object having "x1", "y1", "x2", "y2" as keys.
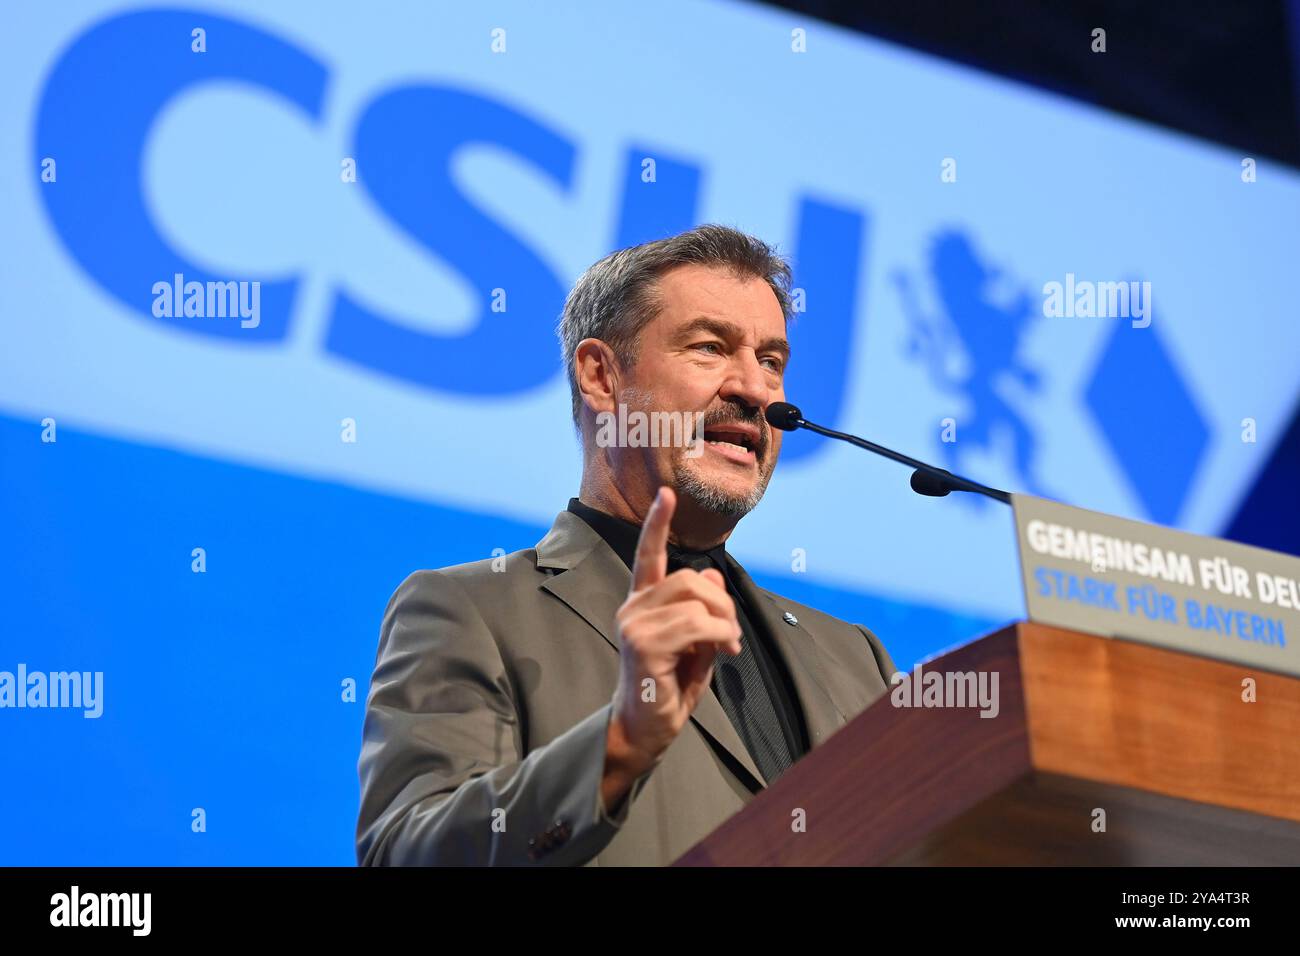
[{"x1": 764, "y1": 401, "x2": 1011, "y2": 505}]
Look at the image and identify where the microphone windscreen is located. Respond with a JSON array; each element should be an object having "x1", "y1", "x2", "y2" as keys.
[
  {"x1": 910, "y1": 469, "x2": 952, "y2": 497},
  {"x1": 765, "y1": 402, "x2": 802, "y2": 431}
]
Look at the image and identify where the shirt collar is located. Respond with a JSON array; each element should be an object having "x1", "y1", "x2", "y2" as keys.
[{"x1": 566, "y1": 497, "x2": 729, "y2": 573}]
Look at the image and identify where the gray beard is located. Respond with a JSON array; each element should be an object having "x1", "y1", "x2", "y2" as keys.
[{"x1": 672, "y1": 455, "x2": 773, "y2": 517}]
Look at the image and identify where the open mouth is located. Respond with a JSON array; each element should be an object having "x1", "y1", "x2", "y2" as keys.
[{"x1": 702, "y1": 425, "x2": 761, "y2": 462}]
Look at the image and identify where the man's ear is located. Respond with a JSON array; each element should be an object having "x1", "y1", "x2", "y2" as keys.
[{"x1": 574, "y1": 339, "x2": 620, "y2": 417}]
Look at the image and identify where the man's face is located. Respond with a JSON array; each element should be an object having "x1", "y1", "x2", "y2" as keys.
[{"x1": 616, "y1": 263, "x2": 789, "y2": 517}]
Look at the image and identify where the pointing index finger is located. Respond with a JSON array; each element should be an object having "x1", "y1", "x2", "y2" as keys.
[{"x1": 631, "y1": 486, "x2": 675, "y2": 593}]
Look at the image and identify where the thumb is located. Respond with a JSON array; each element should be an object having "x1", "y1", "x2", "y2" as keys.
[{"x1": 699, "y1": 567, "x2": 726, "y2": 591}]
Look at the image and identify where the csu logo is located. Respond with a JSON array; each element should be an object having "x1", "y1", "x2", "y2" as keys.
[
  {"x1": 34, "y1": 8, "x2": 868, "y2": 463},
  {"x1": 892, "y1": 229, "x2": 1208, "y2": 525},
  {"x1": 35, "y1": 8, "x2": 1209, "y2": 518}
]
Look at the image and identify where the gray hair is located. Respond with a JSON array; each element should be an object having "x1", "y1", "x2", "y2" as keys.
[{"x1": 557, "y1": 224, "x2": 793, "y2": 424}]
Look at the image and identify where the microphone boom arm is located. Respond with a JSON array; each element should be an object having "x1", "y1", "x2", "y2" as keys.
[{"x1": 768, "y1": 403, "x2": 1011, "y2": 505}]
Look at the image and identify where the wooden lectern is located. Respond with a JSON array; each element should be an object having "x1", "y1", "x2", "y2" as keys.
[{"x1": 674, "y1": 622, "x2": 1300, "y2": 865}]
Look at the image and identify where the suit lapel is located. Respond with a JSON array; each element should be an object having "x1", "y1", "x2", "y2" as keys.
[
  {"x1": 536, "y1": 511, "x2": 769, "y2": 791},
  {"x1": 720, "y1": 554, "x2": 852, "y2": 750}
]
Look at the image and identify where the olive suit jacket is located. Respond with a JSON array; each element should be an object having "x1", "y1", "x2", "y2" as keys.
[{"x1": 355, "y1": 508, "x2": 896, "y2": 866}]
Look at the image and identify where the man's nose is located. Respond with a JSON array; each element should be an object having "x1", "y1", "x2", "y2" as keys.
[{"x1": 718, "y1": 351, "x2": 770, "y2": 412}]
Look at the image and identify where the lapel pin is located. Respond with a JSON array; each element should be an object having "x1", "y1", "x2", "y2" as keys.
[{"x1": 782, "y1": 611, "x2": 798, "y2": 626}]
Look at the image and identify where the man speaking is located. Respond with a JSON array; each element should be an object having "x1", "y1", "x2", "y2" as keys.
[{"x1": 355, "y1": 225, "x2": 896, "y2": 866}]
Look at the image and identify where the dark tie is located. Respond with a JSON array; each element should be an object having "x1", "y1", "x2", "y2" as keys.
[{"x1": 667, "y1": 548, "x2": 795, "y2": 785}]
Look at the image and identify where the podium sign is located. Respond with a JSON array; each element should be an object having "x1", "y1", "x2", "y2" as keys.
[{"x1": 1011, "y1": 494, "x2": 1300, "y2": 677}]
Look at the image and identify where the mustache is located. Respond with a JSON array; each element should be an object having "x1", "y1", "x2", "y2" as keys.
[{"x1": 699, "y1": 405, "x2": 769, "y2": 459}]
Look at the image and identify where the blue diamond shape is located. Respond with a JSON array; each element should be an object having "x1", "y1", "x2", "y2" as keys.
[{"x1": 1084, "y1": 314, "x2": 1208, "y2": 525}]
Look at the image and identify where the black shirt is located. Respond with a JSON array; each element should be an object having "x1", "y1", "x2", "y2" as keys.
[{"x1": 566, "y1": 497, "x2": 810, "y2": 785}]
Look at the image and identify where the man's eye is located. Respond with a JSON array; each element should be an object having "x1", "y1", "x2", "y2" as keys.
[
  {"x1": 693, "y1": 342, "x2": 722, "y2": 354},
  {"x1": 761, "y1": 356, "x2": 785, "y2": 372}
]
